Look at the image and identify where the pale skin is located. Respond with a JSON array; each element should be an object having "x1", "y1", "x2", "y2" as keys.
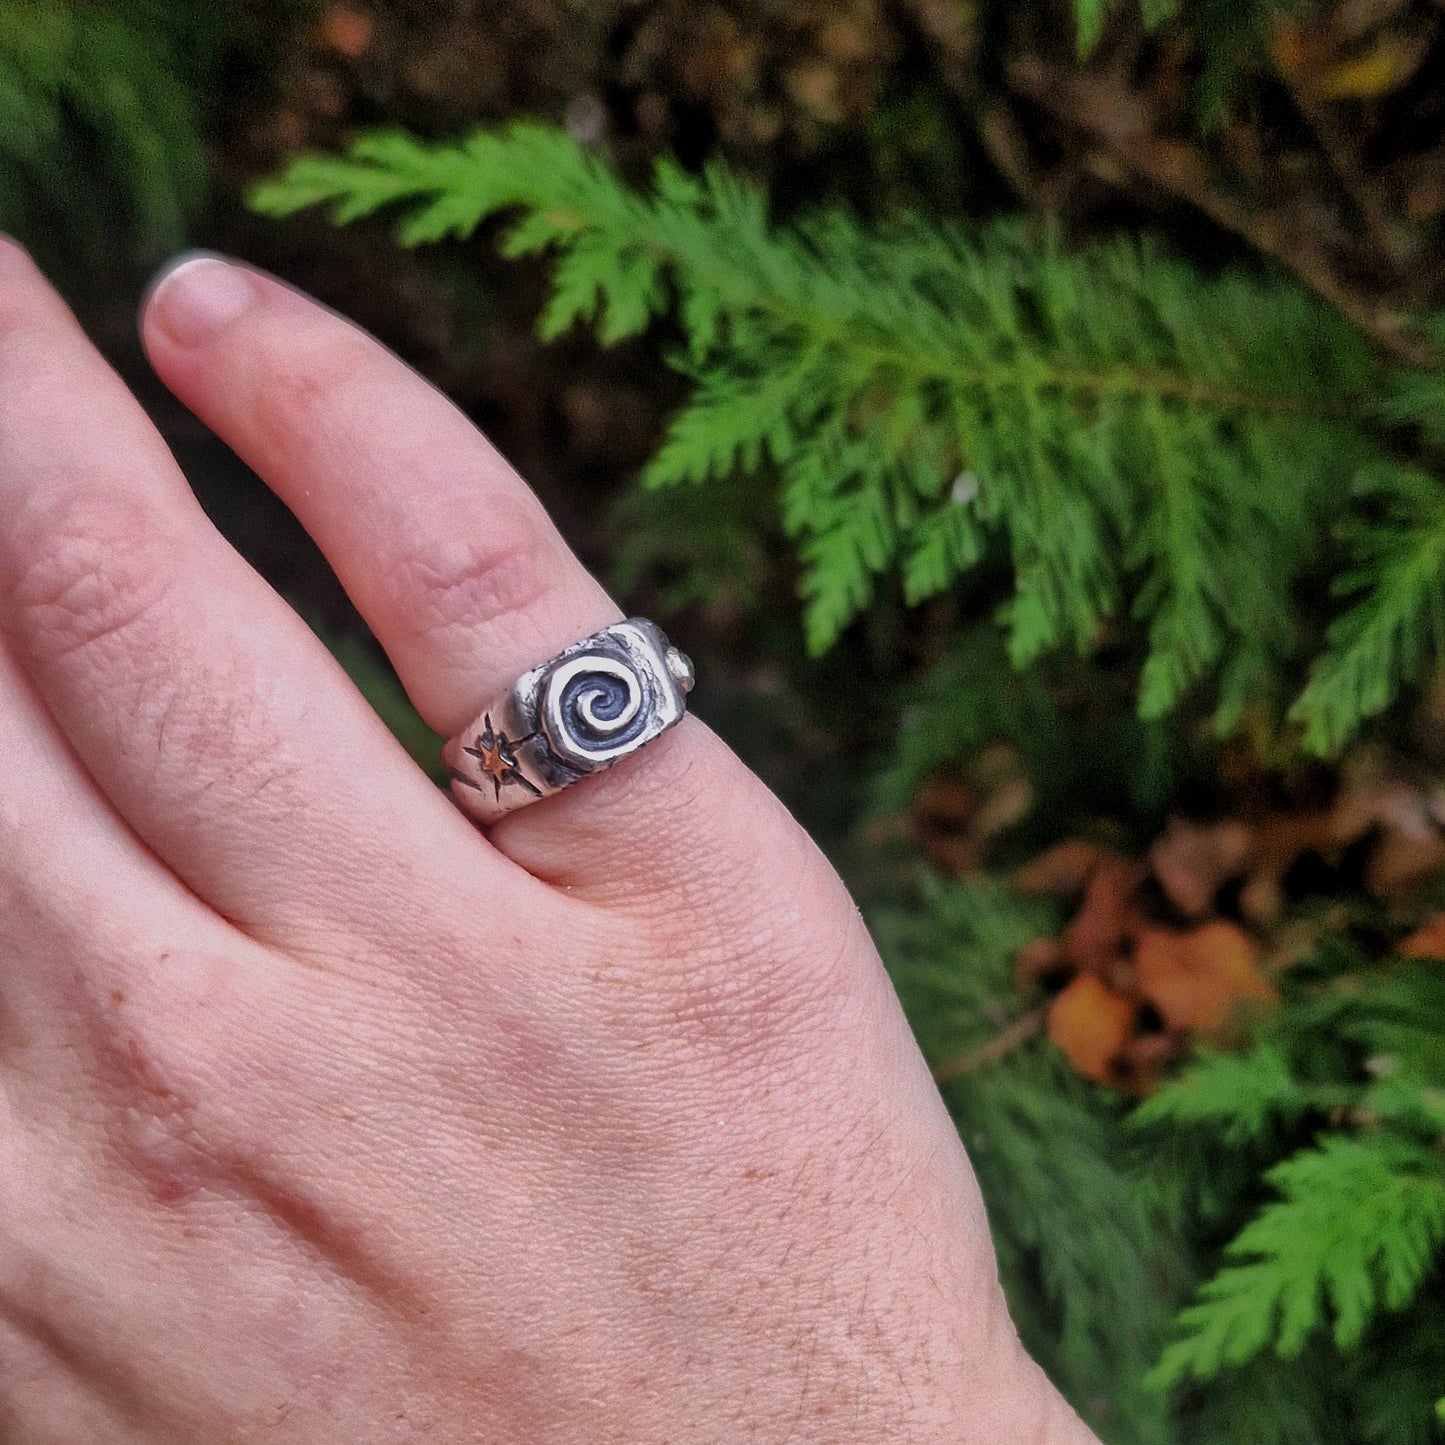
[{"x1": 0, "y1": 238, "x2": 1099, "y2": 1443}]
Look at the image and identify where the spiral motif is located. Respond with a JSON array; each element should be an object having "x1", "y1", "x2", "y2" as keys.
[{"x1": 539, "y1": 654, "x2": 651, "y2": 769}]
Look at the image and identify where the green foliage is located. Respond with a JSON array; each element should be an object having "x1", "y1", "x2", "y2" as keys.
[
  {"x1": 1071, "y1": 0, "x2": 1303, "y2": 119},
  {"x1": 878, "y1": 878, "x2": 1180, "y2": 1442},
  {"x1": 252, "y1": 122, "x2": 1445, "y2": 754},
  {"x1": 872, "y1": 622, "x2": 1185, "y2": 839},
  {"x1": 1137, "y1": 960, "x2": 1445, "y2": 1439},
  {"x1": 0, "y1": 1, "x2": 221, "y2": 262},
  {"x1": 1291, "y1": 467, "x2": 1445, "y2": 753},
  {"x1": 882, "y1": 884, "x2": 1445, "y2": 1442},
  {"x1": 1130, "y1": 1043, "x2": 1311, "y2": 1146},
  {"x1": 1155, "y1": 1136, "x2": 1445, "y2": 1372},
  {"x1": 1072, "y1": 0, "x2": 1180, "y2": 57}
]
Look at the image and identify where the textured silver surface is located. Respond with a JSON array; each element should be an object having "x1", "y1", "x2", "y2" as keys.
[{"x1": 443, "y1": 618, "x2": 693, "y2": 823}]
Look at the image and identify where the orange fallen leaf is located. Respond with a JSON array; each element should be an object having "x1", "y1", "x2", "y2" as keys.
[
  {"x1": 320, "y1": 3, "x2": 373, "y2": 57},
  {"x1": 1399, "y1": 914, "x2": 1445, "y2": 959},
  {"x1": 1136, "y1": 921, "x2": 1275, "y2": 1034},
  {"x1": 1048, "y1": 974, "x2": 1136, "y2": 1083}
]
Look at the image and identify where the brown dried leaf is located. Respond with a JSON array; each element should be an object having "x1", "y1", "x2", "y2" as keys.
[
  {"x1": 1150, "y1": 817, "x2": 1254, "y2": 919},
  {"x1": 1239, "y1": 871, "x2": 1285, "y2": 927},
  {"x1": 320, "y1": 4, "x2": 373, "y2": 57},
  {"x1": 1048, "y1": 975, "x2": 1137, "y2": 1083},
  {"x1": 1366, "y1": 827, "x2": 1445, "y2": 898},
  {"x1": 783, "y1": 61, "x2": 844, "y2": 121},
  {"x1": 1230, "y1": 809, "x2": 1353, "y2": 922},
  {"x1": 1116, "y1": 1030, "x2": 1178, "y2": 1094},
  {"x1": 1014, "y1": 935, "x2": 1067, "y2": 989},
  {"x1": 1060, "y1": 855, "x2": 1147, "y2": 974},
  {"x1": 1398, "y1": 145, "x2": 1445, "y2": 222},
  {"x1": 1136, "y1": 921, "x2": 1276, "y2": 1033},
  {"x1": 815, "y1": 16, "x2": 875, "y2": 62},
  {"x1": 1398, "y1": 913, "x2": 1445, "y2": 959},
  {"x1": 970, "y1": 743, "x2": 1035, "y2": 840},
  {"x1": 911, "y1": 750, "x2": 1033, "y2": 874},
  {"x1": 910, "y1": 772, "x2": 981, "y2": 876}
]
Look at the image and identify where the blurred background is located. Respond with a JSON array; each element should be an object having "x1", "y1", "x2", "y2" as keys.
[{"x1": 4, "y1": 1, "x2": 1445, "y2": 1440}]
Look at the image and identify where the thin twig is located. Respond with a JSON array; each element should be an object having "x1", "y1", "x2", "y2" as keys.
[
  {"x1": 1008, "y1": 57, "x2": 1439, "y2": 373},
  {"x1": 1281, "y1": 67, "x2": 1405, "y2": 285},
  {"x1": 931, "y1": 1005, "x2": 1048, "y2": 1084}
]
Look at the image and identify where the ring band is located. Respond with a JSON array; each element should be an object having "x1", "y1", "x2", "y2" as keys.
[{"x1": 442, "y1": 618, "x2": 695, "y2": 824}]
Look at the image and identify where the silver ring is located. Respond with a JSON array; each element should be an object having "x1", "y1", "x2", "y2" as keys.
[{"x1": 442, "y1": 618, "x2": 695, "y2": 823}]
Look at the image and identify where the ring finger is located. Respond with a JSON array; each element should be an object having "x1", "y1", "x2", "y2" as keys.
[{"x1": 141, "y1": 255, "x2": 814, "y2": 903}]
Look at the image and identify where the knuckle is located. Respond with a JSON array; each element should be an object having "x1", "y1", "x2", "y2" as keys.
[
  {"x1": 238, "y1": 311, "x2": 563, "y2": 648},
  {"x1": 1, "y1": 494, "x2": 300, "y2": 813},
  {"x1": 60, "y1": 945, "x2": 275, "y2": 1208},
  {"x1": 3, "y1": 491, "x2": 175, "y2": 672},
  {"x1": 386, "y1": 503, "x2": 554, "y2": 646},
  {"x1": 139, "y1": 665, "x2": 301, "y2": 820}
]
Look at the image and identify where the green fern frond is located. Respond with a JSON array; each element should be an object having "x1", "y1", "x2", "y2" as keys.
[
  {"x1": 903, "y1": 484, "x2": 985, "y2": 604},
  {"x1": 1376, "y1": 316, "x2": 1445, "y2": 424},
  {"x1": 254, "y1": 123, "x2": 1443, "y2": 743},
  {"x1": 1131, "y1": 1045, "x2": 1310, "y2": 1147},
  {"x1": 1340, "y1": 963, "x2": 1445, "y2": 1065},
  {"x1": 878, "y1": 878, "x2": 1179, "y2": 1441},
  {"x1": 1380, "y1": 359, "x2": 1445, "y2": 449},
  {"x1": 1291, "y1": 467, "x2": 1445, "y2": 754},
  {"x1": 1140, "y1": 956, "x2": 1445, "y2": 1429},
  {"x1": 1151, "y1": 1135, "x2": 1445, "y2": 1387},
  {"x1": 1351, "y1": 1297, "x2": 1445, "y2": 1445}
]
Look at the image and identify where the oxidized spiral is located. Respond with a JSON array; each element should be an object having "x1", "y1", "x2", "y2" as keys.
[
  {"x1": 443, "y1": 617, "x2": 692, "y2": 822},
  {"x1": 539, "y1": 653, "x2": 651, "y2": 770}
]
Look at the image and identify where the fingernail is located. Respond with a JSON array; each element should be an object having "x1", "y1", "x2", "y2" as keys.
[{"x1": 144, "y1": 251, "x2": 261, "y2": 347}]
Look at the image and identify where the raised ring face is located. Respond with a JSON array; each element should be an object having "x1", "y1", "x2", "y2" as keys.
[
  {"x1": 527, "y1": 619, "x2": 689, "y2": 777},
  {"x1": 538, "y1": 653, "x2": 653, "y2": 770},
  {"x1": 445, "y1": 618, "x2": 693, "y2": 819}
]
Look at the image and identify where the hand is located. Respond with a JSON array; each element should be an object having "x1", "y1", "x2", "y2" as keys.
[{"x1": 0, "y1": 239, "x2": 1095, "y2": 1443}]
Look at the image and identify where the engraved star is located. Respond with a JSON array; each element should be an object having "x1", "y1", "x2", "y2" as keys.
[{"x1": 459, "y1": 714, "x2": 542, "y2": 802}]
